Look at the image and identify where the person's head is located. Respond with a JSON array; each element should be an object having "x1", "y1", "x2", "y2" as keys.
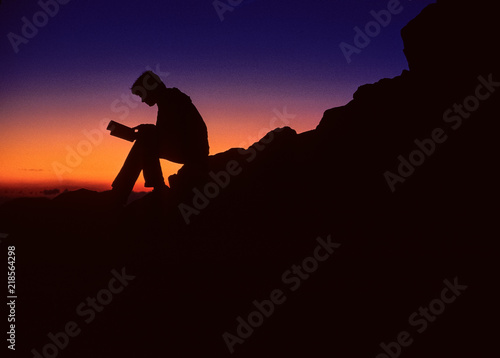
[{"x1": 131, "y1": 71, "x2": 166, "y2": 106}]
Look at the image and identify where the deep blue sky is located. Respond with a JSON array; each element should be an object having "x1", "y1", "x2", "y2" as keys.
[{"x1": 1, "y1": 0, "x2": 435, "y2": 111}]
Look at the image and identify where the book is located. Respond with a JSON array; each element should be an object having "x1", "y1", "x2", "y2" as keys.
[{"x1": 106, "y1": 120, "x2": 137, "y2": 142}]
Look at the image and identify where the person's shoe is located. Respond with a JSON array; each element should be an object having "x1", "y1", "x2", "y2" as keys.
[
  {"x1": 150, "y1": 184, "x2": 170, "y2": 205},
  {"x1": 152, "y1": 183, "x2": 170, "y2": 194}
]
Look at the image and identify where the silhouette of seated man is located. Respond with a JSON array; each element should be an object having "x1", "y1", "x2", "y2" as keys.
[{"x1": 111, "y1": 71, "x2": 209, "y2": 204}]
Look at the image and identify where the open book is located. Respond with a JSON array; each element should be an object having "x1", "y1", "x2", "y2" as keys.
[{"x1": 106, "y1": 121, "x2": 137, "y2": 142}]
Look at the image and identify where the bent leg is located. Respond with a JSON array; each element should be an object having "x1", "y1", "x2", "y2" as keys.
[
  {"x1": 141, "y1": 126, "x2": 165, "y2": 188},
  {"x1": 111, "y1": 140, "x2": 144, "y2": 198},
  {"x1": 112, "y1": 127, "x2": 165, "y2": 202}
]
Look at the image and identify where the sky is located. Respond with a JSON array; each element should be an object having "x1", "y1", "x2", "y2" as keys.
[{"x1": 0, "y1": 0, "x2": 436, "y2": 197}]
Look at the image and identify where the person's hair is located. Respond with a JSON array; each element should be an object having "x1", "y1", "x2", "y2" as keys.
[{"x1": 131, "y1": 71, "x2": 166, "y2": 97}]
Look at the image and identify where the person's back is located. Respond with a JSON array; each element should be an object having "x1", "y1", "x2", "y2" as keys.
[
  {"x1": 156, "y1": 87, "x2": 209, "y2": 164},
  {"x1": 110, "y1": 71, "x2": 209, "y2": 205}
]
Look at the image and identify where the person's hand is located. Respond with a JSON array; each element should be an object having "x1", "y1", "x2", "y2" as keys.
[{"x1": 133, "y1": 124, "x2": 156, "y2": 133}]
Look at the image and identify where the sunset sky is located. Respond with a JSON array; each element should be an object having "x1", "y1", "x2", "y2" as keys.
[{"x1": 0, "y1": 0, "x2": 435, "y2": 197}]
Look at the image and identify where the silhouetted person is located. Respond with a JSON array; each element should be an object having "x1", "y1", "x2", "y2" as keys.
[{"x1": 111, "y1": 71, "x2": 209, "y2": 205}]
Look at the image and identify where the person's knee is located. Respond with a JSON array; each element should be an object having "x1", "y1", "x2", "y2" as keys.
[
  {"x1": 136, "y1": 129, "x2": 160, "y2": 150},
  {"x1": 137, "y1": 126, "x2": 157, "y2": 140}
]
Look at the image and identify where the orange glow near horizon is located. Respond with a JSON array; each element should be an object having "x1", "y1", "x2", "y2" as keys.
[{"x1": 0, "y1": 87, "x2": 346, "y2": 197}]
